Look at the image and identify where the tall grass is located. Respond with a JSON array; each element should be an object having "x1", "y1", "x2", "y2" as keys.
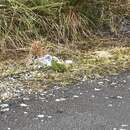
[
  {"x1": 0, "y1": 0, "x2": 43, "y2": 52},
  {"x1": 0, "y1": 0, "x2": 129, "y2": 52}
]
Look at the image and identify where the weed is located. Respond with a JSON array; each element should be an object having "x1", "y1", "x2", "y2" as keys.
[{"x1": 0, "y1": 0, "x2": 129, "y2": 52}]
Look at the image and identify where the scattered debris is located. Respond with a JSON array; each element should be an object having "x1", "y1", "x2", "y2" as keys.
[
  {"x1": 37, "y1": 114, "x2": 45, "y2": 118},
  {"x1": 121, "y1": 124, "x2": 128, "y2": 127},
  {"x1": 73, "y1": 95, "x2": 79, "y2": 98},
  {"x1": 36, "y1": 54, "x2": 72, "y2": 67},
  {"x1": 1, "y1": 92, "x2": 11, "y2": 101},
  {"x1": 1, "y1": 107, "x2": 10, "y2": 112},
  {"x1": 23, "y1": 97, "x2": 30, "y2": 101},
  {"x1": 0, "y1": 103, "x2": 9, "y2": 108},
  {"x1": 113, "y1": 128, "x2": 117, "y2": 130},
  {"x1": 91, "y1": 95, "x2": 95, "y2": 98},
  {"x1": 117, "y1": 96, "x2": 123, "y2": 99},
  {"x1": 0, "y1": 103, "x2": 10, "y2": 112},
  {"x1": 30, "y1": 54, "x2": 73, "y2": 72},
  {"x1": 98, "y1": 81, "x2": 104, "y2": 85},
  {"x1": 48, "y1": 116, "x2": 52, "y2": 119},
  {"x1": 111, "y1": 82, "x2": 117, "y2": 85},
  {"x1": 105, "y1": 96, "x2": 109, "y2": 99},
  {"x1": 55, "y1": 98, "x2": 66, "y2": 102},
  {"x1": 24, "y1": 111, "x2": 28, "y2": 114},
  {"x1": 64, "y1": 60, "x2": 73, "y2": 64},
  {"x1": 94, "y1": 88, "x2": 101, "y2": 91},
  {"x1": 108, "y1": 104, "x2": 113, "y2": 107},
  {"x1": 37, "y1": 54, "x2": 53, "y2": 66},
  {"x1": 20, "y1": 103, "x2": 28, "y2": 107}
]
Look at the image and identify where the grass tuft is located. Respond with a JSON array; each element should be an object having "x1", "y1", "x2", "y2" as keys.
[{"x1": 0, "y1": 0, "x2": 129, "y2": 53}]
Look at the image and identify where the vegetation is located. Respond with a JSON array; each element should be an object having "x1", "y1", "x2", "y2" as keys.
[
  {"x1": 0, "y1": 0, "x2": 130, "y2": 101},
  {"x1": 0, "y1": 0, "x2": 130, "y2": 95},
  {"x1": 1, "y1": 46, "x2": 130, "y2": 88},
  {"x1": 0, "y1": 0, "x2": 129, "y2": 51}
]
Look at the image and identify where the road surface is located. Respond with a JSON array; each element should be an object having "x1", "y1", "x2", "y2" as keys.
[{"x1": 0, "y1": 71, "x2": 130, "y2": 130}]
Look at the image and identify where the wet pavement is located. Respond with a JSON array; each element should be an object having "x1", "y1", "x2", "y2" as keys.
[{"x1": 0, "y1": 71, "x2": 130, "y2": 130}]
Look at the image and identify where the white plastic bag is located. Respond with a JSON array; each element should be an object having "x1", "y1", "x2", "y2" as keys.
[{"x1": 38, "y1": 54, "x2": 52, "y2": 66}]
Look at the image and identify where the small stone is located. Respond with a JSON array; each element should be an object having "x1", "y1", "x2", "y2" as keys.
[
  {"x1": 23, "y1": 97, "x2": 30, "y2": 101},
  {"x1": 111, "y1": 82, "x2": 117, "y2": 85},
  {"x1": 123, "y1": 80, "x2": 126, "y2": 83},
  {"x1": 55, "y1": 98, "x2": 66, "y2": 102},
  {"x1": 73, "y1": 95, "x2": 79, "y2": 98},
  {"x1": 113, "y1": 128, "x2": 117, "y2": 130},
  {"x1": 105, "y1": 96, "x2": 109, "y2": 99},
  {"x1": 108, "y1": 104, "x2": 113, "y2": 107},
  {"x1": 37, "y1": 114, "x2": 44, "y2": 118},
  {"x1": 91, "y1": 95, "x2": 95, "y2": 98},
  {"x1": 65, "y1": 60, "x2": 73, "y2": 64},
  {"x1": 48, "y1": 116, "x2": 52, "y2": 118},
  {"x1": 98, "y1": 81, "x2": 104, "y2": 85},
  {"x1": 121, "y1": 124, "x2": 128, "y2": 127},
  {"x1": 94, "y1": 88, "x2": 101, "y2": 91},
  {"x1": 0, "y1": 104, "x2": 9, "y2": 108},
  {"x1": 24, "y1": 111, "x2": 28, "y2": 114},
  {"x1": 1, "y1": 108, "x2": 9, "y2": 112},
  {"x1": 20, "y1": 103, "x2": 28, "y2": 107},
  {"x1": 117, "y1": 96, "x2": 123, "y2": 99}
]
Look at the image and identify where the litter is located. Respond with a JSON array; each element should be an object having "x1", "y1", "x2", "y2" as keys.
[
  {"x1": 31, "y1": 54, "x2": 73, "y2": 72},
  {"x1": 65, "y1": 60, "x2": 73, "y2": 64},
  {"x1": 38, "y1": 54, "x2": 52, "y2": 66},
  {"x1": 36, "y1": 54, "x2": 73, "y2": 67}
]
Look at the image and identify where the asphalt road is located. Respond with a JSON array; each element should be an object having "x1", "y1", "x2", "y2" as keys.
[{"x1": 0, "y1": 71, "x2": 130, "y2": 130}]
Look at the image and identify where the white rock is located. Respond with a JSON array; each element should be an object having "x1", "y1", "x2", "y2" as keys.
[
  {"x1": 91, "y1": 95, "x2": 95, "y2": 98},
  {"x1": 94, "y1": 88, "x2": 101, "y2": 91},
  {"x1": 55, "y1": 98, "x2": 66, "y2": 102},
  {"x1": 24, "y1": 111, "x2": 28, "y2": 114},
  {"x1": 121, "y1": 124, "x2": 128, "y2": 127},
  {"x1": 65, "y1": 60, "x2": 73, "y2": 64},
  {"x1": 23, "y1": 97, "x2": 30, "y2": 101},
  {"x1": 37, "y1": 114, "x2": 44, "y2": 118},
  {"x1": 73, "y1": 95, "x2": 79, "y2": 98},
  {"x1": 0, "y1": 103, "x2": 9, "y2": 108},
  {"x1": 1, "y1": 108, "x2": 9, "y2": 112},
  {"x1": 108, "y1": 104, "x2": 113, "y2": 107},
  {"x1": 113, "y1": 128, "x2": 117, "y2": 130},
  {"x1": 48, "y1": 116, "x2": 52, "y2": 118},
  {"x1": 20, "y1": 103, "x2": 28, "y2": 107},
  {"x1": 117, "y1": 96, "x2": 123, "y2": 99}
]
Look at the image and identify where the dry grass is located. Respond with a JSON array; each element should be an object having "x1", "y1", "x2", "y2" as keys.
[
  {"x1": 0, "y1": 39, "x2": 130, "y2": 91},
  {"x1": 0, "y1": 0, "x2": 129, "y2": 53}
]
